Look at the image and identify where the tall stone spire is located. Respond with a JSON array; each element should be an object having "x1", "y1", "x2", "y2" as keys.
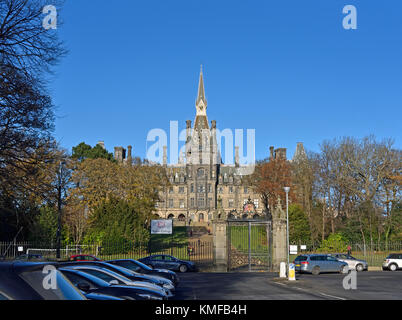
[
  {"x1": 194, "y1": 65, "x2": 208, "y2": 128},
  {"x1": 196, "y1": 64, "x2": 207, "y2": 106}
]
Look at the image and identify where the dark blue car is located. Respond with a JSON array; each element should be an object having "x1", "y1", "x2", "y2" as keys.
[{"x1": 138, "y1": 255, "x2": 197, "y2": 273}]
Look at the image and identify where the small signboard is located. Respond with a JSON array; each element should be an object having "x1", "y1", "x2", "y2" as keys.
[
  {"x1": 301, "y1": 245, "x2": 307, "y2": 250},
  {"x1": 289, "y1": 245, "x2": 298, "y2": 255},
  {"x1": 17, "y1": 246, "x2": 24, "y2": 252},
  {"x1": 151, "y1": 219, "x2": 173, "y2": 235}
]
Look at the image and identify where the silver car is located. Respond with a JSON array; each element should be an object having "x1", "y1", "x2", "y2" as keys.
[
  {"x1": 63, "y1": 265, "x2": 173, "y2": 297},
  {"x1": 329, "y1": 253, "x2": 368, "y2": 272},
  {"x1": 294, "y1": 254, "x2": 348, "y2": 275},
  {"x1": 382, "y1": 254, "x2": 402, "y2": 271}
]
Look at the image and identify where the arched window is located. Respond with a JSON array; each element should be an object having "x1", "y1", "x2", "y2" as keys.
[
  {"x1": 199, "y1": 213, "x2": 204, "y2": 222},
  {"x1": 178, "y1": 214, "x2": 186, "y2": 221},
  {"x1": 167, "y1": 214, "x2": 174, "y2": 219}
]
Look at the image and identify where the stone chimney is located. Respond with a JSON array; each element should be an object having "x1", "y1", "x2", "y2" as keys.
[
  {"x1": 163, "y1": 145, "x2": 167, "y2": 166},
  {"x1": 235, "y1": 146, "x2": 239, "y2": 167},
  {"x1": 127, "y1": 145, "x2": 132, "y2": 166},
  {"x1": 274, "y1": 148, "x2": 287, "y2": 160},
  {"x1": 114, "y1": 146, "x2": 126, "y2": 163},
  {"x1": 186, "y1": 120, "x2": 192, "y2": 161},
  {"x1": 269, "y1": 146, "x2": 274, "y2": 160},
  {"x1": 211, "y1": 120, "x2": 216, "y2": 129}
]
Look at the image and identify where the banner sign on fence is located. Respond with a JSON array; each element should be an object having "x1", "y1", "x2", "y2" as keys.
[
  {"x1": 289, "y1": 245, "x2": 298, "y2": 255},
  {"x1": 301, "y1": 245, "x2": 307, "y2": 250},
  {"x1": 151, "y1": 219, "x2": 173, "y2": 235}
]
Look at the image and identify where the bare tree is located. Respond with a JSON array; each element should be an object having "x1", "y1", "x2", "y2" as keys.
[{"x1": 0, "y1": 0, "x2": 66, "y2": 78}]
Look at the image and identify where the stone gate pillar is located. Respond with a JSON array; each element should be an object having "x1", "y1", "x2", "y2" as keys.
[
  {"x1": 272, "y1": 198, "x2": 287, "y2": 271},
  {"x1": 212, "y1": 219, "x2": 228, "y2": 271}
]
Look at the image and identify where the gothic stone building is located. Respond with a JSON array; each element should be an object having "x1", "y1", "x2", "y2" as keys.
[{"x1": 113, "y1": 67, "x2": 294, "y2": 223}]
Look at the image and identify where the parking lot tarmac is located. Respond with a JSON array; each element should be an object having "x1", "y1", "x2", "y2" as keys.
[{"x1": 173, "y1": 271, "x2": 402, "y2": 300}]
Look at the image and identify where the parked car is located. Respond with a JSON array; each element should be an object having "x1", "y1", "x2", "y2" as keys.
[
  {"x1": 107, "y1": 259, "x2": 179, "y2": 286},
  {"x1": 69, "y1": 254, "x2": 101, "y2": 262},
  {"x1": 294, "y1": 254, "x2": 348, "y2": 275},
  {"x1": 84, "y1": 292, "x2": 124, "y2": 300},
  {"x1": 60, "y1": 264, "x2": 173, "y2": 297},
  {"x1": 14, "y1": 254, "x2": 44, "y2": 261},
  {"x1": 382, "y1": 253, "x2": 402, "y2": 271},
  {"x1": 60, "y1": 268, "x2": 167, "y2": 300},
  {"x1": 329, "y1": 253, "x2": 368, "y2": 272},
  {"x1": 59, "y1": 261, "x2": 175, "y2": 293},
  {"x1": 0, "y1": 262, "x2": 86, "y2": 300},
  {"x1": 139, "y1": 254, "x2": 197, "y2": 273}
]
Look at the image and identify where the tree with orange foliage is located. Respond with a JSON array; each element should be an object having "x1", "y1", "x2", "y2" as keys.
[{"x1": 249, "y1": 158, "x2": 295, "y2": 217}]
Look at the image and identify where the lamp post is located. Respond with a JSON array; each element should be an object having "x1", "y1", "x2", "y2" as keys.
[
  {"x1": 284, "y1": 187, "x2": 290, "y2": 273},
  {"x1": 56, "y1": 161, "x2": 65, "y2": 260}
]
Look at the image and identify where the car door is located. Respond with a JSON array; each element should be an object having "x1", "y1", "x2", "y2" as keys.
[
  {"x1": 337, "y1": 254, "x2": 353, "y2": 269},
  {"x1": 162, "y1": 256, "x2": 179, "y2": 270},
  {"x1": 150, "y1": 255, "x2": 164, "y2": 268},
  {"x1": 317, "y1": 255, "x2": 328, "y2": 272},
  {"x1": 326, "y1": 255, "x2": 340, "y2": 272}
]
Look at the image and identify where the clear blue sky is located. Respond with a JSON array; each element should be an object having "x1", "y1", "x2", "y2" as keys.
[{"x1": 51, "y1": 0, "x2": 402, "y2": 162}]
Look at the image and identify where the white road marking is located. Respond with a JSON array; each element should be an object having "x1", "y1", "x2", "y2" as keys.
[
  {"x1": 272, "y1": 280, "x2": 347, "y2": 300},
  {"x1": 317, "y1": 292, "x2": 346, "y2": 300}
]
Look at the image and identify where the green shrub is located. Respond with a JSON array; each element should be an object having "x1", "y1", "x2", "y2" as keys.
[{"x1": 317, "y1": 233, "x2": 348, "y2": 253}]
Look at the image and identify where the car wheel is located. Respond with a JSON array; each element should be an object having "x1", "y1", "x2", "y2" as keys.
[
  {"x1": 340, "y1": 265, "x2": 346, "y2": 274},
  {"x1": 312, "y1": 266, "x2": 320, "y2": 275},
  {"x1": 356, "y1": 264, "x2": 364, "y2": 272},
  {"x1": 179, "y1": 264, "x2": 188, "y2": 273},
  {"x1": 389, "y1": 263, "x2": 397, "y2": 272}
]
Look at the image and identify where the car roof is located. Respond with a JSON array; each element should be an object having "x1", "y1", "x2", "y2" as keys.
[
  {"x1": 59, "y1": 268, "x2": 111, "y2": 287},
  {"x1": 70, "y1": 254, "x2": 96, "y2": 258}
]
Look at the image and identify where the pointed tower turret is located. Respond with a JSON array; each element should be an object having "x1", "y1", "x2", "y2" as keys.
[
  {"x1": 196, "y1": 64, "x2": 207, "y2": 106},
  {"x1": 194, "y1": 65, "x2": 209, "y2": 130}
]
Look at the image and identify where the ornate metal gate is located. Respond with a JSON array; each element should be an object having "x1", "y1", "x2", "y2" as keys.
[{"x1": 227, "y1": 219, "x2": 272, "y2": 272}]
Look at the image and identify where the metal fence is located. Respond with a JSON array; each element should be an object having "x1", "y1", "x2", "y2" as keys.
[
  {"x1": 288, "y1": 241, "x2": 402, "y2": 267},
  {"x1": 0, "y1": 240, "x2": 214, "y2": 268}
]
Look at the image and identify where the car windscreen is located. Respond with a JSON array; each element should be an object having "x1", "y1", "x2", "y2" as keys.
[
  {"x1": 295, "y1": 256, "x2": 307, "y2": 261},
  {"x1": 62, "y1": 270, "x2": 109, "y2": 288},
  {"x1": 19, "y1": 270, "x2": 86, "y2": 300},
  {"x1": 113, "y1": 260, "x2": 151, "y2": 272},
  {"x1": 79, "y1": 268, "x2": 130, "y2": 284}
]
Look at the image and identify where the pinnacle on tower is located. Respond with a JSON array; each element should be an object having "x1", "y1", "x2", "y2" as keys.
[{"x1": 196, "y1": 64, "x2": 207, "y2": 106}]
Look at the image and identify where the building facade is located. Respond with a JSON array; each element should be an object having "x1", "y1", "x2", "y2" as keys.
[{"x1": 114, "y1": 67, "x2": 291, "y2": 223}]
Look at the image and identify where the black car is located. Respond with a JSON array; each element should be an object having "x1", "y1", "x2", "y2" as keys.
[
  {"x1": 107, "y1": 259, "x2": 179, "y2": 286},
  {"x1": 58, "y1": 261, "x2": 175, "y2": 293},
  {"x1": 138, "y1": 255, "x2": 197, "y2": 273},
  {"x1": 59, "y1": 268, "x2": 166, "y2": 300},
  {"x1": 0, "y1": 262, "x2": 86, "y2": 300}
]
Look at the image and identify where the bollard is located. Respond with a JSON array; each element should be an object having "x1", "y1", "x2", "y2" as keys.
[
  {"x1": 279, "y1": 262, "x2": 287, "y2": 278},
  {"x1": 288, "y1": 263, "x2": 296, "y2": 281}
]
